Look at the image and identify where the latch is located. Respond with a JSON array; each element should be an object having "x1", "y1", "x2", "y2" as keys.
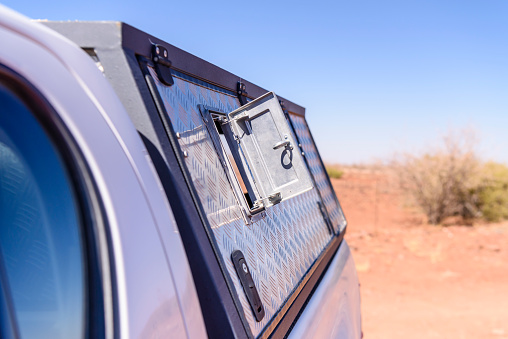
[
  {"x1": 273, "y1": 134, "x2": 293, "y2": 150},
  {"x1": 152, "y1": 44, "x2": 174, "y2": 86},
  {"x1": 231, "y1": 250, "x2": 265, "y2": 322}
]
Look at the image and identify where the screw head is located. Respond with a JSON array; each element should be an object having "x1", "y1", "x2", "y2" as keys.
[
  {"x1": 242, "y1": 263, "x2": 248, "y2": 273},
  {"x1": 155, "y1": 46, "x2": 160, "y2": 54},
  {"x1": 164, "y1": 50, "x2": 168, "y2": 58},
  {"x1": 183, "y1": 150, "x2": 189, "y2": 157}
]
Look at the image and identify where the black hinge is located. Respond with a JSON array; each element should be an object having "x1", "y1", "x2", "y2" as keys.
[
  {"x1": 237, "y1": 81, "x2": 249, "y2": 106},
  {"x1": 231, "y1": 250, "x2": 265, "y2": 322},
  {"x1": 279, "y1": 99, "x2": 290, "y2": 120},
  {"x1": 152, "y1": 44, "x2": 174, "y2": 86}
]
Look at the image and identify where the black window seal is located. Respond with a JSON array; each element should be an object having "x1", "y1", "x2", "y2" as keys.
[{"x1": 0, "y1": 64, "x2": 115, "y2": 339}]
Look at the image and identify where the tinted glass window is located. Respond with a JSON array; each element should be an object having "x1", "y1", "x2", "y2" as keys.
[{"x1": 0, "y1": 84, "x2": 86, "y2": 339}]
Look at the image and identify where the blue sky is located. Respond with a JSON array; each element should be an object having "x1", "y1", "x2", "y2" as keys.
[{"x1": 4, "y1": 0, "x2": 507, "y2": 164}]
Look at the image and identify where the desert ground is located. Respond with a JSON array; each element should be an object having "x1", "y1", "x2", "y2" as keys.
[{"x1": 331, "y1": 166, "x2": 508, "y2": 339}]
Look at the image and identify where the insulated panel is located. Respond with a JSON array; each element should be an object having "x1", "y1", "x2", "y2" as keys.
[
  {"x1": 147, "y1": 67, "x2": 333, "y2": 337},
  {"x1": 290, "y1": 114, "x2": 347, "y2": 233}
]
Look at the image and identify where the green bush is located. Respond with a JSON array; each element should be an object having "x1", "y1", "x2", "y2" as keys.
[
  {"x1": 326, "y1": 167, "x2": 344, "y2": 179},
  {"x1": 478, "y1": 162, "x2": 508, "y2": 222}
]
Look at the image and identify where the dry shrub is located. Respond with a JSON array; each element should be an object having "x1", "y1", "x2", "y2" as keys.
[{"x1": 394, "y1": 129, "x2": 482, "y2": 224}]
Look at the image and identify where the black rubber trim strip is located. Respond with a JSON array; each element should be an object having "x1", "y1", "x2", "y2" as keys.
[
  {"x1": 0, "y1": 65, "x2": 113, "y2": 339},
  {"x1": 171, "y1": 69, "x2": 237, "y2": 97},
  {"x1": 270, "y1": 230, "x2": 346, "y2": 338}
]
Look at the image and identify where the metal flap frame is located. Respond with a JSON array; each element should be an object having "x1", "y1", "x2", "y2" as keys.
[{"x1": 226, "y1": 92, "x2": 313, "y2": 209}]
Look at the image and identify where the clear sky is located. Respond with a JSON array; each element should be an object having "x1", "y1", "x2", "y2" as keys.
[{"x1": 3, "y1": 0, "x2": 507, "y2": 164}]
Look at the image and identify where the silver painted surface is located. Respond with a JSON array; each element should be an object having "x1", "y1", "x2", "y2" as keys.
[
  {"x1": 0, "y1": 7, "x2": 206, "y2": 338},
  {"x1": 288, "y1": 241, "x2": 362, "y2": 339},
  {"x1": 148, "y1": 67, "x2": 333, "y2": 336},
  {"x1": 290, "y1": 114, "x2": 347, "y2": 234}
]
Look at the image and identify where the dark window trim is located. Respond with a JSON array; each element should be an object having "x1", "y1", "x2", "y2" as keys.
[{"x1": 0, "y1": 65, "x2": 114, "y2": 339}]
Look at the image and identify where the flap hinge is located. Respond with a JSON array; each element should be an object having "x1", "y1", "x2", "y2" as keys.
[
  {"x1": 268, "y1": 192, "x2": 282, "y2": 205},
  {"x1": 237, "y1": 81, "x2": 249, "y2": 106},
  {"x1": 152, "y1": 44, "x2": 174, "y2": 86},
  {"x1": 253, "y1": 192, "x2": 282, "y2": 208}
]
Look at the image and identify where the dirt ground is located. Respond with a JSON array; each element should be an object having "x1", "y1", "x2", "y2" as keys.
[{"x1": 331, "y1": 166, "x2": 508, "y2": 339}]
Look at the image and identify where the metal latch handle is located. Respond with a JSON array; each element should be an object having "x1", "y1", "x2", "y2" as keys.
[
  {"x1": 273, "y1": 134, "x2": 293, "y2": 150},
  {"x1": 273, "y1": 140, "x2": 291, "y2": 149}
]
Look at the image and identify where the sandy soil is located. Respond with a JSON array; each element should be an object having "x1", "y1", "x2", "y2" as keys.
[{"x1": 331, "y1": 166, "x2": 508, "y2": 339}]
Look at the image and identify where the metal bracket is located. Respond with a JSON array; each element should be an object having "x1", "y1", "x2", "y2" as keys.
[
  {"x1": 229, "y1": 111, "x2": 249, "y2": 122},
  {"x1": 152, "y1": 44, "x2": 174, "y2": 86},
  {"x1": 268, "y1": 192, "x2": 282, "y2": 205},
  {"x1": 252, "y1": 192, "x2": 282, "y2": 209},
  {"x1": 237, "y1": 81, "x2": 249, "y2": 106}
]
